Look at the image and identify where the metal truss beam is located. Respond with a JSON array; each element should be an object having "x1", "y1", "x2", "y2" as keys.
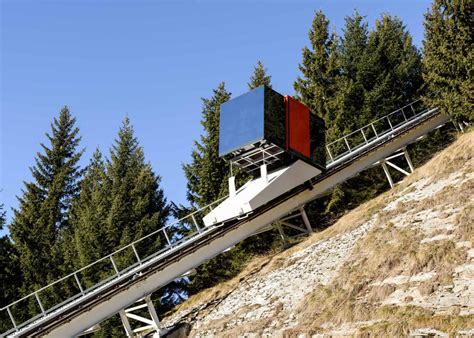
[
  {"x1": 120, "y1": 296, "x2": 160, "y2": 337},
  {"x1": 11, "y1": 108, "x2": 449, "y2": 338},
  {"x1": 119, "y1": 310, "x2": 134, "y2": 337},
  {"x1": 380, "y1": 147, "x2": 415, "y2": 188}
]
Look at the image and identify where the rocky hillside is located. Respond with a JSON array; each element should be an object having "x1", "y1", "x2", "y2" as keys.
[{"x1": 162, "y1": 131, "x2": 474, "y2": 337}]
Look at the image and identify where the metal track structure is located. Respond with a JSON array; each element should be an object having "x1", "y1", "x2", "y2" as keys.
[{"x1": 0, "y1": 99, "x2": 450, "y2": 337}]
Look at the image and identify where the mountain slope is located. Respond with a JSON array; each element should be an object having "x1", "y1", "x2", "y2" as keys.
[{"x1": 163, "y1": 130, "x2": 474, "y2": 337}]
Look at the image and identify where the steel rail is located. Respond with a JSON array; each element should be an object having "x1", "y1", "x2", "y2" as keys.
[
  {"x1": 325, "y1": 99, "x2": 425, "y2": 164},
  {"x1": 1, "y1": 98, "x2": 443, "y2": 337},
  {"x1": 0, "y1": 197, "x2": 227, "y2": 335},
  {"x1": 14, "y1": 106, "x2": 445, "y2": 338}
]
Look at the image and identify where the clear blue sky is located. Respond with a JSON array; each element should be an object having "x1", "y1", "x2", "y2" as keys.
[{"x1": 1, "y1": 0, "x2": 431, "y2": 228}]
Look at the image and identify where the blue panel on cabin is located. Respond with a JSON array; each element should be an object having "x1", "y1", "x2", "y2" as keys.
[{"x1": 219, "y1": 86, "x2": 265, "y2": 157}]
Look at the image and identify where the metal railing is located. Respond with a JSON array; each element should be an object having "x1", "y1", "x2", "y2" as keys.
[
  {"x1": 0, "y1": 97, "x2": 437, "y2": 337},
  {"x1": 0, "y1": 197, "x2": 227, "y2": 336},
  {"x1": 325, "y1": 99, "x2": 428, "y2": 165}
]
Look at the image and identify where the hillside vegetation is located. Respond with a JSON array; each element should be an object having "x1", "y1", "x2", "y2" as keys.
[{"x1": 162, "y1": 130, "x2": 474, "y2": 337}]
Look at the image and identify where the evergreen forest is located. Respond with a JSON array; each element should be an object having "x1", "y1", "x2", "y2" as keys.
[{"x1": 1, "y1": 0, "x2": 472, "y2": 334}]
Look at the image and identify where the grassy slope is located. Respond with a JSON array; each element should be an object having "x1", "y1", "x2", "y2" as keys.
[{"x1": 164, "y1": 130, "x2": 474, "y2": 336}]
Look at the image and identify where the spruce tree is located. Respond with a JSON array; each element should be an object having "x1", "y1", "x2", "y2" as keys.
[
  {"x1": 70, "y1": 118, "x2": 169, "y2": 337},
  {"x1": 294, "y1": 10, "x2": 343, "y2": 224},
  {"x1": 294, "y1": 11, "x2": 424, "y2": 220},
  {"x1": 332, "y1": 11, "x2": 368, "y2": 135},
  {"x1": 105, "y1": 118, "x2": 169, "y2": 264},
  {"x1": 181, "y1": 83, "x2": 249, "y2": 293},
  {"x1": 248, "y1": 61, "x2": 272, "y2": 90},
  {"x1": 341, "y1": 11, "x2": 368, "y2": 81},
  {"x1": 319, "y1": 12, "x2": 369, "y2": 216},
  {"x1": 67, "y1": 149, "x2": 110, "y2": 278},
  {"x1": 294, "y1": 10, "x2": 340, "y2": 121},
  {"x1": 9, "y1": 107, "x2": 83, "y2": 299},
  {"x1": 0, "y1": 204, "x2": 21, "y2": 333},
  {"x1": 327, "y1": 14, "x2": 423, "y2": 216},
  {"x1": 183, "y1": 82, "x2": 232, "y2": 208},
  {"x1": 423, "y1": 0, "x2": 473, "y2": 122},
  {"x1": 359, "y1": 14, "x2": 423, "y2": 124}
]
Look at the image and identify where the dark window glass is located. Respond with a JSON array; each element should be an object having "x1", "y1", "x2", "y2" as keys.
[
  {"x1": 263, "y1": 87, "x2": 286, "y2": 149},
  {"x1": 309, "y1": 113, "x2": 326, "y2": 168},
  {"x1": 219, "y1": 86, "x2": 265, "y2": 156}
]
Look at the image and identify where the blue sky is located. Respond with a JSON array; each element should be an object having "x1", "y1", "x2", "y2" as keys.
[{"x1": 1, "y1": 0, "x2": 431, "y2": 228}]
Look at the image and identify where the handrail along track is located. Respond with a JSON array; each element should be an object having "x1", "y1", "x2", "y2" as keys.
[{"x1": 0, "y1": 99, "x2": 448, "y2": 337}]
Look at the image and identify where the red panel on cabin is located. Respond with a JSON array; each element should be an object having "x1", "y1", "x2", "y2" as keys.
[{"x1": 285, "y1": 96, "x2": 310, "y2": 158}]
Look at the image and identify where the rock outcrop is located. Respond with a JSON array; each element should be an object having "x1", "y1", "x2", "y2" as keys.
[{"x1": 162, "y1": 131, "x2": 474, "y2": 337}]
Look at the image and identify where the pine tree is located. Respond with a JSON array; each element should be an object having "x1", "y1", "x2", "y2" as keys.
[
  {"x1": 294, "y1": 10, "x2": 340, "y2": 121},
  {"x1": 9, "y1": 107, "x2": 83, "y2": 300},
  {"x1": 248, "y1": 61, "x2": 272, "y2": 90},
  {"x1": 423, "y1": 0, "x2": 473, "y2": 122},
  {"x1": 0, "y1": 203, "x2": 21, "y2": 333}
]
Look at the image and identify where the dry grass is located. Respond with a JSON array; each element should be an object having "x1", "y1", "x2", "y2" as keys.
[
  {"x1": 164, "y1": 131, "x2": 474, "y2": 335},
  {"x1": 163, "y1": 255, "x2": 272, "y2": 320},
  {"x1": 288, "y1": 131, "x2": 474, "y2": 336},
  {"x1": 357, "y1": 308, "x2": 474, "y2": 337}
]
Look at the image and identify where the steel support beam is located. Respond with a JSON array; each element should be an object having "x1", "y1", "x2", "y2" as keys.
[
  {"x1": 15, "y1": 109, "x2": 449, "y2": 338},
  {"x1": 145, "y1": 295, "x2": 160, "y2": 333},
  {"x1": 260, "y1": 164, "x2": 268, "y2": 184},
  {"x1": 381, "y1": 160, "x2": 394, "y2": 188},
  {"x1": 300, "y1": 207, "x2": 313, "y2": 234},
  {"x1": 119, "y1": 310, "x2": 134, "y2": 337},
  {"x1": 280, "y1": 221, "x2": 307, "y2": 233},
  {"x1": 228, "y1": 176, "x2": 236, "y2": 197},
  {"x1": 275, "y1": 222, "x2": 288, "y2": 244},
  {"x1": 403, "y1": 147, "x2": 415, "y2": 173},
  {"x1": 385, "y1": 160, "x2": 411, "y2": 176}
]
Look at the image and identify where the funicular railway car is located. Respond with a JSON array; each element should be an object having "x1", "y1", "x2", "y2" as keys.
[
  {"x1": 204, "y1": 86, "x2": 326, "y2": 226},
  {"x1": 219, "y1": 85, "x2": 326, "y2": 175}
]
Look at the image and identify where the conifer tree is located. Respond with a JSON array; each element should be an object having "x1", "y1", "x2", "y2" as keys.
[
  {"x1": 359, "y1": 14, "x2": 423, "y2": 124},
  {"x1": 332, "y1": 11, "x2": 368, "y2": 135},
  {"x1": 248, "y1": 61, "x2": 272, "y2": 90},
  {"x1": 105, "y1": 118, "x2": 169, "y2": 262},
  {"x1": 181, "y1": 83, "x2": 250, "y2": 293},
  {"x1": 183, "y1": 82, "x2": 232, "y2": 208},
  {"x1": 0, "y1": 203, "x2": 21, "y2": 332},
  {"x1": 70, "y1": 119, "x2": 170, "y2": 337},
  {"x1": 294, "y1": 10, "x2": 340, "y2": 121},
  {"x1": 9, "y1": 107, "x2": 83, "y2": 296},
  {"x1": 294, "y1": 11, "x2": 423, "y2": 219},
  {"x1": 68, "y1": 149, "x2": 110, "y2": 273},
  {"x1": 341, "y1": 11, "x2": 368, "y2": 81},
  {"x1": 423, "y1": 0, "x2": 473, "y2": 122},
  {"x1": 326, "y1": 14, "x2": 423, "y2": 216}
]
